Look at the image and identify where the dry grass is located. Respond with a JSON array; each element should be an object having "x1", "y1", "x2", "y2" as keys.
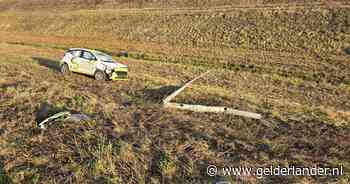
[
  {"x1": 0, "y1": 3, "x2": 350, "y2": 184},
  {"x1": 1, "y1": 7, "x2": 350, "y2": 56},
  {"x1": 0, "y1": 40, "x2": 349, "y2": 183},
  {"x1": 1, "y1": 0, "x2": 350, "y2": 11}
]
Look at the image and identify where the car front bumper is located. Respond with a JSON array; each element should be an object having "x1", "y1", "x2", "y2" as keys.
[{"x1": 109, "y1": 67, "x2": 128, "y2": 80}]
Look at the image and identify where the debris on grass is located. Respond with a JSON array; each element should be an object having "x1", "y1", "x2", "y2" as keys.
[
  {"x1": 38, "y1": 111, "x2": 92, "y2": 130},
  {"x1": 36, "y1": 101, "x2": 93, "y2": 130},
  {"x1": 38, "y1": 111, "x2": 71, "y2": 130}
]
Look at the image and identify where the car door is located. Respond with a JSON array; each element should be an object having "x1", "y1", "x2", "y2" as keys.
[
  {"x1": 69, "y1": 50, "x2": 83, "y2": 72},
  {"x1": 78, "y1": 51, "x2": 97, "y2": 75}
]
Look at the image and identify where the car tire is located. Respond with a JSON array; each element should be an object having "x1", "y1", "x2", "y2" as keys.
[
  {"x1": 94, "y1": 71, "x2": 106, "y2": 81},
  {"x1": 60, "y1": 63, "x2": 70, "y2": 75}
]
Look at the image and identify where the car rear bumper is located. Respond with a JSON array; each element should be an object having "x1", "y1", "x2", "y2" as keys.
[{"x1": 109, "y1": 67, "x2": 128, "y2": 80}]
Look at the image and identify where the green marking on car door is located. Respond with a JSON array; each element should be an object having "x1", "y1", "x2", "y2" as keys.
[{"x1": 71, "y1": 58, "x2": 79, "y2": 70}]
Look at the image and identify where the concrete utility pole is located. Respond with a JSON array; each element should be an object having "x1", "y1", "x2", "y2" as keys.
[{"x1": 163, "y1": 71, "x2": 262, "y2": 119}]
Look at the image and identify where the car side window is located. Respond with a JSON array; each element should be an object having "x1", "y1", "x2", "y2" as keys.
[
  {"x1": 70, "y1": 50, "x2": 81, "y2": 57},
  {"x1": 82, "y1": 51, "x2": 95, "y2": 60}
]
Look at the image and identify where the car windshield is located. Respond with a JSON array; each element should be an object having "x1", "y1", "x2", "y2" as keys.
[{"x1": 95, "y1": 52, "x2": 114, "y2": 62}]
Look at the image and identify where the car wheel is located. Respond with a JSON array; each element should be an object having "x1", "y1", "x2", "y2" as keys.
[
  {"x1": 94, "y1": 71, "x2": 106, "y2": 81},
  {"x1": 61, "y1": 64, "x2": 70, "y2": 75}
]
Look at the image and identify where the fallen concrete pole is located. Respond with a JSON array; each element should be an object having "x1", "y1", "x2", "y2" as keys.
[
  {"x1": 164, "y1": 102, "x2": 262, "y2": 119},
  {"x1": 163, "y1": 70, "x2": 262, "y2": 119},
  {"x1": 163, "y1": 70, "x2": 211, "y2": 104}
]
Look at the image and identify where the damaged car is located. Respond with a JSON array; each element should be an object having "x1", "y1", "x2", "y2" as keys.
[{"x1": 60, "y1": 48, "x2": 128, "y2": 80}]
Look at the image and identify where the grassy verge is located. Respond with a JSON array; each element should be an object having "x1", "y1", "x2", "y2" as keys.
[{"x1": 0, "y1": 5, "x2": 350, "y2": 183}]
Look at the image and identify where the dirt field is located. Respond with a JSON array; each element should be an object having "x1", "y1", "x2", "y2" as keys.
[
  {"x1": 0, "y1": 0, "x2": 349, "y2": 11},
  {"x1": 0, "y1": 2, "x2": 350, "y2": 184}
]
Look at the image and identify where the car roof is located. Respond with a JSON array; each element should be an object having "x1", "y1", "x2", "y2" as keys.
[{"x1": 68, "y1": 48, "x2": 103, "y2": 54}]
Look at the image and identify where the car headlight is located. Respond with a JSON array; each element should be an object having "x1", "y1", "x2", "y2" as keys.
[{"x1": 105, "y1": 66, "x2": 112, "y2": 74}]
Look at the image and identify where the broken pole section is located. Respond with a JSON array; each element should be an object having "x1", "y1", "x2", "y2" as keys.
[
  {"x1": 164, "y1": 103, "x2": 262, "y2": 119},
  {"x1": 163, "y1": 70, "x2": 262, "y2": 120},
  {"x1": 163, "y1": 70, "x2": 211, "y2": 104}
]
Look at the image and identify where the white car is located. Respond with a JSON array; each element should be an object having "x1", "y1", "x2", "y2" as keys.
[{"x1": 60, "y1": 48, "x2": 128, "y2": 80}]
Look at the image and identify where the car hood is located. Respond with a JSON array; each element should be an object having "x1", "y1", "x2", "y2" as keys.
[{"x1": 102, "y1": 61, "x2": 127, "y2": 69}]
